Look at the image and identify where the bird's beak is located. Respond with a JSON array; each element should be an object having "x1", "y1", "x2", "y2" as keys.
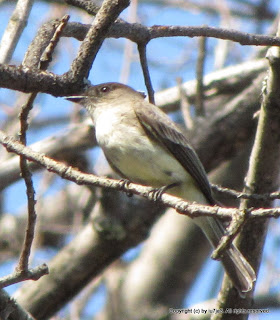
[{"x1": 63, "y1": 95, "x2": 86, "y2": 103}]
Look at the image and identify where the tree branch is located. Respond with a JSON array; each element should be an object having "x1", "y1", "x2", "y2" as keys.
[
  {"x1": 0, "y1": 264, "x2": 49, "y2": 289},
  {"x1": 68, "y1": 0, "x2": 130, "y2": 81},
  {"x1": 0, "y1": 130, "x2": 280, "y2": 222},
  {"x1": 0, "y1": 0, "x2": 34, "y2": 64},
  {"x1": 0, "y1": 290, "x2": 35, "y2": 320},
  {"x1": 16, "y1": 14, "x2": 69, "y2": 274},
  {"x1": 213, "y1": 22, "x2": 280, "y2": 320},
  {"x1": 63, "y1": 21, "x2": 280, "y2": 47}
]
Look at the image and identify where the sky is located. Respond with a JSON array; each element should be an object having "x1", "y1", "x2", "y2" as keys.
[{"x1": 0, "y1": 0, "x2": 280, "y2": 319}]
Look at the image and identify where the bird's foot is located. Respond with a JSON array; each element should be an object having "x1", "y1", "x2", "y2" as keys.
[
  {"x1": 119, "y1": 179, "x2": 133, "y2": 197},
  {"x1": 149, "y1": 182, "x2": 180, "y2": 201}
]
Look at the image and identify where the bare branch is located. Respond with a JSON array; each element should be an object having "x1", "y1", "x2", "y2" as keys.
[
  {"x1": 212, "y1": 183, "x2": 280, "y2": 201},
  {"x1": 138, "y1": 43, "x2": 155, "y2": 104},
  {"x1": 213, "y1": 21, "x2": 280, "y2": 319},
  {"x1": 17, "y1": 92, "x2": 38, "y2": 273},
  {"x1": 195, "y1": 35, "x2": 207, "y2": 116},
  {"x1": 64, "y1": 0, "x2": 100, "y2": 15},
  {"x1": 0, "y1": 290, "x2": 35, "y2": 320},
  {"x1": 16, "y1": 14, "x2": 70, "y2": 273},
  {"x1": 176, "y1": 77, "x2": 194, "y2": 129},
  {"x1": 0, "y1": 264, "x2": 49, "y2": 289},
  {"x1": 14, "y1": 193, "x2": 162, "y2": 319},
  {"x1": 23, "y1": 18, "x2": 68, "y2": 68},
  {"x1": 0, "y1": 122, "x2": 95, "y2": 191},
  {"x1": 1, "y1": 130, "x2": 280, "y2": 222},
  {"x1": 0, "y1": 0, "x2": 34, "y2": 64},
  {"x1": 39, "y1": 14, "x2": 70, "y2": 70},
  {"x1": 63, "y1": 22, "x2": 280, "y2": 47},
  {"x1": 211, "y1": 209, "x2": 247, "y2": 260},
  {"x1": 155, "y1": 58, "x2": 267, "y2": 109},
  {"x1": 68, "y1": 0, "x2": 130, "y2": 81},
  {"x1": 0, "y1": 22, "x2": 274, "y2": 96}
]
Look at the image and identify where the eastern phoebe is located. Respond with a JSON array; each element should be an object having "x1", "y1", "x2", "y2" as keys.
[{"x1": 65, "y1": 82, "x2": 256, "y2": 294}]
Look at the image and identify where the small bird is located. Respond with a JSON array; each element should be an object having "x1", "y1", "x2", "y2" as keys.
[{"x1": 65, "y1": 82, "x2": 256, "y2": 295}]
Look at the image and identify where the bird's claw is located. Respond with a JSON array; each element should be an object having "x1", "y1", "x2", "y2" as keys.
[
  {"x1": 149, "y1": 182, "x2": 180, "y2": 201},
  {"x1": 119, "y1": 179, "x2": 133, "y2": 197}
]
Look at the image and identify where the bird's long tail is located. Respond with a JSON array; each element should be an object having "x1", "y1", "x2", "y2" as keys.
[{"x1": 195, "y1": 216, "x2": 256, "y2": 295}]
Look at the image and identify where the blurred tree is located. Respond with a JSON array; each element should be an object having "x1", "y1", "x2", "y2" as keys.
[{"x1": 0, "y1": 0, "x2": 280, "y2": 319}]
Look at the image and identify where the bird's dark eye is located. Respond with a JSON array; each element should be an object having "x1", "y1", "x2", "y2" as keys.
[{"x1": 100, "y1": 86, "x2": 110, "y2": 93}]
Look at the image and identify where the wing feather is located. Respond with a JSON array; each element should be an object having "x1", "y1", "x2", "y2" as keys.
[{"x1": 134, "y1": 102, "x2": 215, "y2": 204}]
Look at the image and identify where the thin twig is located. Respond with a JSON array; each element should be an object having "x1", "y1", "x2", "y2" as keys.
[
  {"x1": 211, "y1": 183, "x2": 280, "y2": 201},
  {"x1": 213, "y1": 0, "x2": 232, "y2": 70},
  {"x1": 176, "y1": 77, "x2": 194, "y2": 129},
  {"x1": 138, "y1": 43, "x2": 155, "y2": 104},
  {"x1": 16, "y1": 15, "x2": 70, "y2": 273},
  {"x1": 0, "y1": 121, "x2": 96, "y2": 191},
  {"x1": 17, "y1": 94, "x2": 38, "y2": 272},
  {"x1": 149, "y1": 25, "x2": 280, "y2": 46},
  {"x1": 211, "y1": 209, "x2": 248, "y2": 260},
  {"x1": 0, "y1": 0, "x2": 34, "y2": 64},
  {"x1": 0, "y1": 30, "x2": 274, "y2": 96},
  {"x1": 69, "y1": 0, "x2": 130, "y2": 81},
  {"x1": 2, "y1": 130, "x2": 280, "y2": 222},
  {"x1": 212, "y1": 20, "x2": 280, "y2": 314},
  {"x1": 39, "y1": 15, "x2": 70, "y2": 70},
  {"x1": 119, "y1": 0, "x2": 138, "y2": 84},
  {"x1": 195, "y1": 35, "x2": 207, "y2": 116},
  {"x1": 64, "y1": 22, "x2": 280, "y2": 48},
  {"x1": 0, "y1": 264, "x2": 49, "y2": 289}
]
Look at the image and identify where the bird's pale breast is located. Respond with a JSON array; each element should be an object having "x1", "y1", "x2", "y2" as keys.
[{"x1": 94, "y1": 107, "x2": 192, "y2": 188}]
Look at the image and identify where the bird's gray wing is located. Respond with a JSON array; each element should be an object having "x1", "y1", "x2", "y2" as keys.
[{"x1": 134, "y1": 101, "x2": 215, "y2": 204}]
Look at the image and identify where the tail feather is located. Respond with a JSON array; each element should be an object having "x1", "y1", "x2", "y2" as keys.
[
  {"x1": 195, "y1": 216, "x2": 256, "y2": 295},
  {"x1": 222, "y1": 242, "x2": 256, "y2": 294}
]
